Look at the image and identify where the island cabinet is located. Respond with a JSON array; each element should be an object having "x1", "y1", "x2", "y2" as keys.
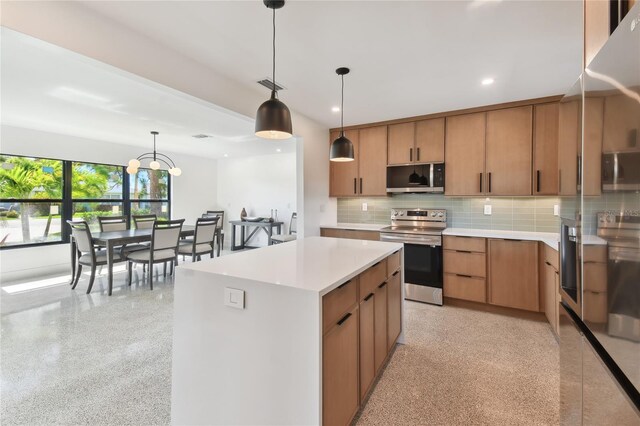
[
  {"x1": 323, "y1": 249, "x2": 403, "y2": 426},
  {"x1": 320, "y1": 228, "x2": 380, "y2": 241},
  {"x1": 488, "y1": 239, "x2": 539, "y2": 312},
  {"x1": 329, "y1": 126, "x2": 387, "y2": 197},
  {"x1": 387, "y1": 118, "x2": 445, "y2": 165}
]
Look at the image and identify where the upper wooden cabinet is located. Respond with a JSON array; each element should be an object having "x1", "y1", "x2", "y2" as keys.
[
  {"x1": 388, "y1": 119, "x2": 444, "y2": 165},
  {"x1": 329, "y1": 129, "x2": 359, "y2": 197},
  {"x1": 485, "y1": 106, "x2": 533, "y2": 196},
  {"x1": 533, "y1": 103, "x2": 559, "y2": 195},
  {"x1": 603, "y1": 94, "x2": 640, "y2": 152},
  {"x1": 558, "y1": 99, "x2": 580, "y2": 196},
  {"x1": 445, "y1": 112, "x2": 486, "y2": 196},
  {"x1": 583, "y1": 97, "x2": 604, "y2": 196},
  {"x1": 329, "y1": 127, "x2": 387, "y2": 197}
]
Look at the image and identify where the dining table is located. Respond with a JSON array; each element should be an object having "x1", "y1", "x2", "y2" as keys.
[{"x1": 70, "y1": 225, "x2": 195, "y2": 296}]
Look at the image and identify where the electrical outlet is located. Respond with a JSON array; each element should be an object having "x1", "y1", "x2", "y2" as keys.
[
  {"x1": 362, "y1": 203, "x2": 368, "y2": 212},
  {"x1": 553, "y1": 204, "x2": 560, "y2": 216},
  {"x1": 484, "y1": 205, "x2": 492, "y2": 215}
]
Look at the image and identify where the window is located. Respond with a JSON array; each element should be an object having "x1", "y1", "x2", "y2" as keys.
[
  {"x1": 0, "y1": 154, "x2": 172, "y2": 249},
  {"x1": 72, "y1": 162, "x2": 124, "y2": 230},
  {"x1": 130, "y1": 169, "x2": 170, "y2": 221},
  {"x1": 0, "y1": 155, "x2": 64, "y2": 246}
]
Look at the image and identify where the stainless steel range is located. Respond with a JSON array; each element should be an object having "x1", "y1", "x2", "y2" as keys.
[{"x1": 380, "y1": 208, "x2": 446, "y2": 305}]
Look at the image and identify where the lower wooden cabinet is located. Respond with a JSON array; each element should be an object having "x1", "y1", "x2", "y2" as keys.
[
  {"x1": 488, "y1": 239, "x2": 539, "y2": 311},
  {"x1": 444, "y1": 273, "x2": 486, "y2": 303},
  {"x1": 323, "y1": 305, "x2": 359, "y2": 426},
  {"x1": 387, "y1": 270, "x2": 402, "y2": 351},
  {"x1": 374, "y1": 281, "x2": 388, "y2": 373},
  {"x1": 359, "y1": 293, "x2": 375, "y2": 400},
  {"x1": 543, "y1": 261, "x2": 560, "y2": 335},
  {"x1": 320, "y1": 228, "x2": 381, "y2": 241}
]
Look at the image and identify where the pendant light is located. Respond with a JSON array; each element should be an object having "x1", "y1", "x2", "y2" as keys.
[
  {"x1": 330, "y1": 67, "x2": 355, "y2": 162},
  {"x1": 127, "y1": 131, "x2": 181, "y2": 176},
  {"x1": 255, "y1": 0, "x2": 292, "y2": 140}
]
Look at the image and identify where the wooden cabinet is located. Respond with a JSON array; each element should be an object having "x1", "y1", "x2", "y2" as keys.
[
  {"x1": 329, "y1": 129, "x2": 359, "y2": 197},
  {"x1": 584, "y1": 0, "x2": 610, "y2": 67},
  {"x1": 558, "y1": 99, "x2": 580, "y2": 196},
  {"x1": 533, "y1": 103, "x2": 559, "y2": 195},
  {"x1": 329, "y1": 126, "x2": 387, "y2": 197},
  {"x1": 358, "y1": 126, "x2": 388, "y2": 196},
  {"x1": 603, "y1": 94, "x2": 640, "y2": 152},
  {"x1": 387, "y1": 269, "x2": 402, "y2": 351},
  {"x1": 488, "y1": 239, "x2": 539, "y2": 312},
  {"x1": 359, "y1": 292, "x2": 375, "y2": 400},
  {"x1": 388, "y1": 118, "x2": 444, "y2": 165},
  {"x1": 374, "y1": 280, "x2": 388, "y2": 373},
  {"x1": 323, "y1": 277, "x2": 357, "y2": 332},
  {"x1": 388, "y1": 122, "x2": 415, "y2": 165},
  {"x1": 485, "y1": 106, "x2": 533, "y2": 195},
  {"x1": 445, "y1": 112, "x2": 486, "y2": 196},
  {"x1": 320, "y1": 228, "x2": 380, "y2": 241},
  {"x1": 323, "y1": 305, "x2": 359, "y2": 426},
  {"x1": 583, "y1": 246, "x2": 608, "y2": 324},
  {"x1": 583, "y1": 98, "x2": 603, "y2": 196},
  {"x1": 543, "y1": 251, "x2": 560, "y2": 335},
  {"x1": 443, "y1": 236, "x2": 487, "y2": 303}
]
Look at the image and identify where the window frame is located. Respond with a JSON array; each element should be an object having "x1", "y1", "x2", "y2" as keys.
[{"x1": 0, "y1": 153, "x2": 172, "y2": 250}]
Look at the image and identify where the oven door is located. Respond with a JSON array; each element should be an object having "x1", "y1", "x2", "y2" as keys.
[{"x1": 403, "y1": 243, "x2": 443, "y2": 306}]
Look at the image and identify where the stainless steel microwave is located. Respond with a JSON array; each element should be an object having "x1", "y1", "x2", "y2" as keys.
[
  {"x1": 386, "y1": 163, "x2": 445, "y2": 193},
  {"x1": 602, "y1": 152, "x2": 640, "y2": 191}
]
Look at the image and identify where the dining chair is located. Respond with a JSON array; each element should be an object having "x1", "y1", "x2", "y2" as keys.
[
  {"x1": 98, "y1": 215, "x2": 148, "y2": 256},
  {"x1": 67, "y1": 220, "x2": 125, "y2": 294},
  {"x1": 205, "y1": 210, "x2": 225, "y2": 255},
  {"x1": 133, "y1": 214, "x2": 157, "y2": 229},
  {"x1": 271, "y1": 212, "x2": 297, "y2": 244},
  {"x1": 178, "y1": 216, "x2": 219, "y2": 262},
  {"x1": 126, "y1": 219, "x2": 184, "y2": 290}
]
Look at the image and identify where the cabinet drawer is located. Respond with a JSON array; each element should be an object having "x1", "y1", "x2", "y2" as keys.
[
  {"x1": 444, "y1": 250, "x2": 486, "y2": 277},
  {"x1": 583, "y1": 262, "x2": 607, "y2": 292},
  {"x1": 583, "y1": 245, "x2": 607, "y2": 263},
  {"x1": 544, "y1": 244, "x2": 559, "y2": 270},
  {"x1": 323, "y1": 278, "x2": 358, "y2": 332},
  {"x1": 583, "y1": 291, "x2": 607, "y2": 324},
  {"x1": 444, "y1": 273, "x2": 486, "y2": 303},
  {"x1": 360, "y1": 260, "x2": 387, "y2": 301},
  {"x1": 444, "y1": 235, "x2": 486, "y2": 253},
  {"x1": 387, "y1": 250, "x2": 401, "y2": 276}
]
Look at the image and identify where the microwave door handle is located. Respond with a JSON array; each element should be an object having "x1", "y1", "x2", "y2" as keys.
[{"x1": 429, "y1": 164, "x2": 434, "y2": 188}]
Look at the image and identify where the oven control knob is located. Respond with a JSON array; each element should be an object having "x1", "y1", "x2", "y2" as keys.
[
  {"x1": 437, "y1": 212, "x2": 444, "y2": 217},
  {"x1": 431, "y1": 212, "x2": 436, "y2": 217}
]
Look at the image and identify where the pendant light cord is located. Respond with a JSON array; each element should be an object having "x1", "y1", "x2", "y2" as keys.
[
  {"x1": 272, "y1": 7, "x2": 276, "y2": 98},
  {"x1": 340, "y1": 75, "x2": 345, "y2": 136},
  {"x1": 153, "y1": 133, "x2": 157, "y2": 161}
]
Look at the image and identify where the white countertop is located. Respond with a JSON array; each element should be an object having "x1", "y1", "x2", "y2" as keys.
[
  {"x1": 179, "y1": 236, "x2": 402, "y2": 295},
  {"x1": 443, "y1": 228, "x2": 560, "y2": 249},
  {"x1": 320, "y1": 222, "x2": 387, "y2": 231}
]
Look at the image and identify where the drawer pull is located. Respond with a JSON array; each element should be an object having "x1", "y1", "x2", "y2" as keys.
[
  {"x1": 544, "y1": 261, "x2": 552, "y2": 266},
  {"x1": 456, "y1": 274, "x2": 473, "y2": 278},
  {"x1": 392, "y1": 270, "x2": 400, "y2": 276},
  {"x1": 364, "y1": 293, "x2": 374, "y2": 302},
  {"x1": 337, "y1": 280, "x2": 351, "y2": 289},
  {"x1": 455, "y1": 250, "x2": 472, "y2": 254},
  {"x1": 372, "y1": 261, "x2": 381, "y2": 267},
  {"x1": 378, "y1": 281, "x2": 387, "y2": 289},
  {"x1": 337, "y1": 312, "x2": 352, "y2": 326}
]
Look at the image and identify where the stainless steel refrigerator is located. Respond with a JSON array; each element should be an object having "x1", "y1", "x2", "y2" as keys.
[{"x1": 558, "y1": 3, "x2": 640, "y2": 424}]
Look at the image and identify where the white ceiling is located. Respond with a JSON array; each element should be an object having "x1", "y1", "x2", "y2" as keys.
[
  {"x1": 79, "y1": 0, "x2": 583, "y2": 128},
  {"x1": 0, "y1": 28, "x2": 296, "y2": 159}
]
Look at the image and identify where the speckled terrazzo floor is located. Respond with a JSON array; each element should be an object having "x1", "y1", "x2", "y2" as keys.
[
  {"x1": 2, "y1": 264, "x2": 559, "y2": 425},
  {"x1": 356, "y1": 301, "x2": 560, "y2": 425}
]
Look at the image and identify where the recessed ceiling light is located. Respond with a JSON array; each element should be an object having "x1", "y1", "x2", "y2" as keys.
[
  {"x1": 332, "y1": 106, "x2": 340, "y2": 112},
  {"x1": 224, "y1": 154, "x2": 228, "y2": 157},
  {"x1": 276, "y1": 148, "x2": 282, "y2": 153},
  {"x1": 481, "y1": 78, "x2": 495, "y2": 86}
]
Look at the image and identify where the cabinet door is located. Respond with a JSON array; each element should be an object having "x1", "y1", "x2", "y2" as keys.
[
  {"x1": 603, "y1": 94, "x2": 640, "y2": 152},
  {"x1": 533, "y1": 103, "x2": 559, "y2": 195},
  {"x1": 558, "y1": 99, "x2": 580, "y2": 196},
  {"x1": 359, "y1": 295, "x2": 375, "y2": 401},
  {"x1": 485, "y1": 106, "x2": 533, "y2": 195},
  {"x1": 387, "y1": 270, "x2": 401, "y2": 351},
  {"x1": 415, "y1": 118, "x2": 445, "y2": 163},
  {"x1": 544, "y1": 262, "x2": 558, "y2": 334},
  {"x1": 374, "y1": 282, "x2": 388, "y2": 373},
  {"x1": 583, "y1": 97, "x2": 603, "y2": 196},
  {"x1": 488, "y1": 239, "x2": 539, "y2": 311},
  {"x1": 387, "y1": 122, "x2": 415, "y2": 165},
  {"x1": 329, "y1": 129, "x2": 360, "y2": 197},
  {"x1": 445, "y1": 112, "x2": 486, "y2": 196},
  {"x1": 323, "y1": 306, "x2": 359, "y2": 426},
  {"x1": 359, "y1": 126, "x2": 388, "y2": 196}
]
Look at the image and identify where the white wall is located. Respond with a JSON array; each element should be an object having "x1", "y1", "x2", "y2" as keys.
[
  {"x1": 0, "y1": 125, "x2": 218, "y2": 283},
  {"x1": 216, "y1": 152, "x2": 296, "y2": 247},
  {"x1": 1, "y1": 1, "x2": 336, "y2": 238}
]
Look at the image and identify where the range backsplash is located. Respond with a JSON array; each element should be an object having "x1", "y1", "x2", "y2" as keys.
[{"x1": 337, "y1": 194, "x2": 564, "y2": 233}]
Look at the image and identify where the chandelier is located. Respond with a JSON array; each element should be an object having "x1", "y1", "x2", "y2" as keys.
[{"x1": 127, "y1": 131, "x2": 182, "y2": 176}]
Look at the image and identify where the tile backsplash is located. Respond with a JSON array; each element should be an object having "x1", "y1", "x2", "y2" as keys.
[{"x1": 337, "y1": 194, "x2": 562, "y2": 233}]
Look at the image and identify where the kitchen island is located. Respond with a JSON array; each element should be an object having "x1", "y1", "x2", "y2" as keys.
[{"x1": 171, "y1": 236, "x2": 404, "y2": 425}]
